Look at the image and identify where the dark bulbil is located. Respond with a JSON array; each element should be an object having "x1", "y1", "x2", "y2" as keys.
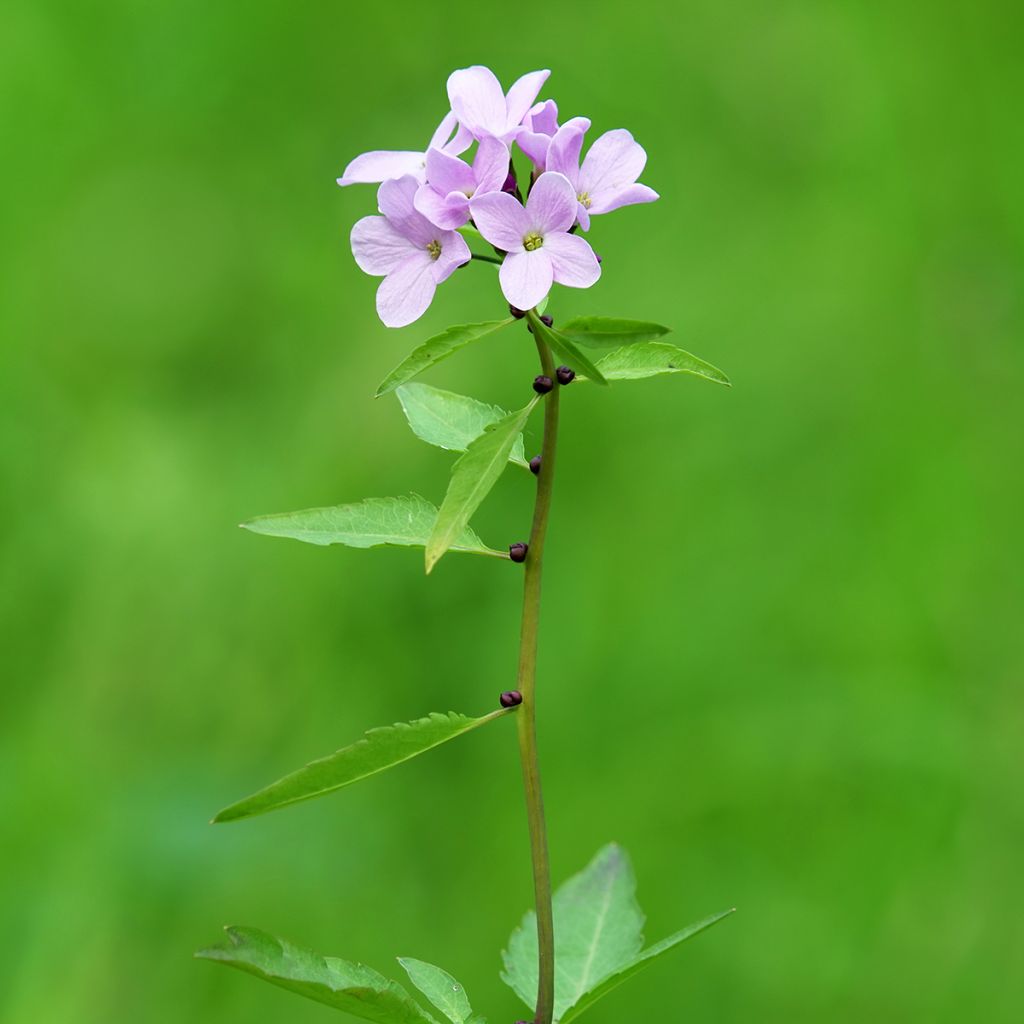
[
  {"x1": 526, "y1": 313, "x2": 554, "y2": 334},
  {"x1": 533, "y1": 375, "x2": 554, "y2": 394},
  {"x1": 500, "y1": 690, "x2": 524, "y2": 708},
  {"x1": 529, "y1": 454, "x2": 542, "y2": 475},
  {"x1": 556, "y1": 366, "x2": 576, "y2": 385},
  {"x1": 509, "y1": 304, "x2": 526, "y2": 319},
  {"x1": 509, "y1": 542, "x2": 529, "y2": 563}
]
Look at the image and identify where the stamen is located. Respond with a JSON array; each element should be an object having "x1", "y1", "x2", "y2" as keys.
[
  {"x1": 427, "y1": 240, "x2": 442, "y2": 261},
  {"x1": 577, "y1": 191, "x2": 593, "y2": 209},
  {"x1": 523, "y1": 231, "x2": 544, "y2": 251}
]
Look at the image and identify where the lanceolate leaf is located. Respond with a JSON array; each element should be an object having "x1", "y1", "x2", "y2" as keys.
[
  {"x1": 558, "y1": 908, "x2": 736, "y2": 1024},
  {"x1": 587, "y1": 342, "x2": 730, "y2": 385},
  {"x1": 396, "y1": 383, "x2": 528, "y2": 467},
  {"x1": 425, "y1": 398, "x2": 538, "y2": 573},
  {"x1": 213, "y1": 709, "x2": 511, "y2": 823},
  {"x1": 241, "y1": 494, "x2": 504, "y2": 558},
  {"x1": 398, "y1": 959, "x2": 474, "y2": 1024},
  {"x1": 558, "y1": 317, "x2": 671, "y2": 349},
  {"x1": 526, "y1": 311, "x2": 609, "y2": 386},
  {"x1": 196, "y1": 927, "x2": 438, "y2": 1024},
  {"x1": 376, "y1": 320, "x2": 515, "y2": 397}
]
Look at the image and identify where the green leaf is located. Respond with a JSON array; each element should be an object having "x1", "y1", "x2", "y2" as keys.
[
  {"x1": 241, "y1": 494, "x2": 504, "y2": 558},
  {"x1": 587, "y1": 342, "x2": 730, "y2": 385},
  {"x1": 213, "y1": 709, "x2": 510, "y2": 823},
  {"x1": 526, "y1": 310, "x2": 609, "y2": 386},
  {"x1": 376, "y1": 320, "x2": 514, "y2": 397},
  {"x1": 502, "y1": 844, "x2": 645, "y2": 1019},
  {"x1": 196, "y1": 926, "x2": 438, "y2": 1024},
  {"x1": 425, "y1": 398, "x2": 538, "y2": 573},
  {"x1": 396, "y1": 383, "x2": 528, "y2": 468},
  {"x1": 558, "y1": 317, "x2": 671, "y2": 349},
  {"x1": 558, "y1": 908, "x2": 736, "y2": 1024},
  {"x1": 398, "y1": 959, "x2": 474, "y2": 1024}
]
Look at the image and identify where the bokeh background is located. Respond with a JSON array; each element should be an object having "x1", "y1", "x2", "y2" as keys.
[{"x1": 2, "y1": 1, "x2": 1021, "y2": 1021}]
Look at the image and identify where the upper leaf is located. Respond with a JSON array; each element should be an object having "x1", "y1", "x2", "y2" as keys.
[
  {"x1": 502, "y1": 844, "x2": 645, "y2": 1020},
  {"x1": 213, "y1": 709, "x2": 510, "y2": 823},
  {"x1": 241, "y1": 494, "x2": 504, "y2": 558},
  {"x1": 425, "y1": 399, "x2": 538, "y2": 573},
  {"x1": 196, "y1": 926, "x2": 438, "y2": 1024},
  {"x1": 398, "y1": 958, "x2": 474, "y2": 1024},
  {"x1": 586, "y1": 343, "x2": 730, "y2": 385},
  {"x1": 525, "y1": 311, "x2": 609, "y2": 386},
  {"x1": 558, "y1": 908, "x2": 736, "y2": 1024},
  {"x1": 396, "y1": 383, "x2": 528, "y2": 467},
  {"x1": 558, "y1": 317, "x2": 671, "y2": 349},
  {"x1": 376, "y1": 320, "x2": 515, "y2": 397}
]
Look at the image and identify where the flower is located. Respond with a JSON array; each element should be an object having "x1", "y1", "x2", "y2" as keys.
[
  {"x1": 516, "y1": 100, "x2": 591, "y2": 173},
  {"x1": 469, "y1": 171, "x2": 601, "y2": 310},
  {"x1": 337, "y1": 111, "x2": 471, "y2": 187},
  {"x1": 545, "y1": 126, "x2": 658, "y2": 231},
  {"x1": 413, "y1": 137, "x2": 509, "y2": 230},
  {"x1": 447, "y1": 66, "x2": 550, "y2": 144},
  {"x1": 350, "y1": 175, "x2": 470, "y2": 327}
]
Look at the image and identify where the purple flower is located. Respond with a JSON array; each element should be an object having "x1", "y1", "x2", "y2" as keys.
[
  {"x1": 517, "y1": 100, "x2": 591, "y2": 173},
  {"x1": 350, "y1": 175, "x2": 470, "y2": 327},
  {"x1": 546, "y1": 126, "x2": 658, "y2": 231},
  {"x1": 338, "y1": 111, "x2": 471, "y2": 187},
  {"x1": 413, "y1": 137, "x2": 509, "y2": 230},
  {"x1": 447, "y1": 66, "x2": 550, "y2": 144},
  {"x1": 469, "y1": 172, "x2": 601, "y2": 311}
]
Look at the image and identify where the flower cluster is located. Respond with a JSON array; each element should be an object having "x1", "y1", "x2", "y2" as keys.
[{"x1": 340, "y1": 66, "x2": 658, "y2": 327}]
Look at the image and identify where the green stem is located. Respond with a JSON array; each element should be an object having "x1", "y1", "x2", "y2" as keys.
[
  {"x1": 471, "y1": 252, "x2": 503, "y2": 266},
  {"x1": 516, "y1": 309, "x2": 561, "y2": 1024}
]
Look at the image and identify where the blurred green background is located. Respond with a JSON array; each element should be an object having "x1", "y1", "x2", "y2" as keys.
[{"x1": 2, "y1": 0, "x2": 1021, "y2": 1021}]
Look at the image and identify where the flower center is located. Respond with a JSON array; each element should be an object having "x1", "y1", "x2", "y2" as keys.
[
  {"x1": 523, "y1": 231, "x2": 544, "y2": 251},
  {"x1": 577, "y1": 191, "x2": 592, "y2": 209},
  {"x1": 427, "y1": 239, "x2": 442, "y2": 261}
]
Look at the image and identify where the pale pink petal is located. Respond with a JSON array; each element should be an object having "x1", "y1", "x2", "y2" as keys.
[
  {"x1": 338, "y1": 150, "x2": 425, "y2": 186},
  {"x1": 517, "y1": 130, "x2": 553, "y2": 169},
  {"x1": 431, "y1": 230, "x2": 471, "y2": 284},
  {"x1": 527, "y1": 99, "x2": 559, "y2": 136},
  {"x1": 469, "y1": 191, "x2": 530, "y2": 252},
  {"x1": 377, "y1": 175, "x2": 436, "y2": 246},
  {"x1": 427, "y1": 110, "x2": 459, "y2": 151},
  {"x1": 350, "y1": 216, "x2": 415, "y2": 275},
  {"x1": 587, "y1": 182, "x2": 659, "y2": 216},
  {"x1": 473, "y1": 137, "x2": 511, "y2": 195},
  {"x1": 424, "y1": 147, "x2": 475, "y2": 197},
  {"x1": 578, "y1": 129, "x2": 647, "y2": 198},
  {"x1": 544, "y1": 232, "x2": 601, "y2": 289},
  {"x1": 576, "y1": 203, "x2": 592, "y2": 232},
  {"x1": 413, "y1": 184, "x2": 468, "y2": 231},
  {"x1": 376, "y1": 253, "x2": 436, "y2": 327},
  {"x1": 545, "y1": 123, "x2": 588, "y2": 189},
  {"x1": 504, "y1": 70, "x2": 551, "y2": 128},
  {"x1": 499, "y1": 250, "x2": 553, "y2": 310},
  {"x1": 442, "y1": 124, "x2": 474, "y2": 157},
  {"x1": 447, "y1": 66, "x2": 507, "y2": 138},
  {"x1": 525, "y1": 172, "x2": 578, "y2": 235}
]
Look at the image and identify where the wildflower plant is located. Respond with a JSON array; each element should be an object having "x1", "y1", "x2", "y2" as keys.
[{"x1": 198, "y1": 65, "x2": 734, "y2": 1024}]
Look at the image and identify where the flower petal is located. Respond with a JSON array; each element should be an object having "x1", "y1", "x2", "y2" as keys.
[
  {"x1": 473, "y1": 137, "x2": 511, "y2": 195},
  {"x1": 350, "y1": 215, "x2": 414, "y2": 275},
  {"x1": 544, "y1": 232, "x2": 601, "y2": 289},
  {"x1": 499, "y1": 250, "x2": 553, "y2": 310},
  {"x1": 504, "y1": 70, "x2": 551, "y2": 128},
  {"x1": 469, "y1": 191, "x2": 529, "y2": 252},
  {"x1": 587, "y1": 182, "x2": 659, "y2": 216},
  {"x1": 427, "y1": 110, "x2": 459, "y2": 151},
  {"x1": 576, "y1": 203, "x2": 591, "y2": 232},
  {"x1": 526, "y1": 99, "x2": 559, "y2": 136},
  {"x1": 376, "y1": 253, "x2": 436, "y2": 327},
  {"x1": 424, "y1": 147, "x2": 475, "y2": 197},
  {"x1": 545, "y1": 122, "x2": 588, "y2": 188},
  {"x1": 338, "y1": 150, "x2": 425, "y2": 186},
  {"x1": 432, "y1": 230, "x2": 471, "y2": 284},
  {"x1": 525, "y1": 171, "x2": 578, "y2": 235},
  {"x1": 377, "y1": 175, "x2": 435, "y2": 245},
  {"x1": 578, "y1": 129, "x2": 647, "y2": 198},
  {"x1": 447, "y1": 65, "x2": 508, "y2": 138},
  {"x1": 517, "y1": 129, "x2": 553, "y2": 169},
  {"x1": 413, "y1": 184, "x2": 468, "y2": 230}
]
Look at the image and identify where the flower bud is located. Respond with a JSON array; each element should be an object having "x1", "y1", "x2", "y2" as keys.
[
  {"x1": 532, "y1": 375, "x2": 554, "y2": 394},
  {"x1": 556, "y1": 365, "x2": 576, "y2": 385},
  {"x1": 500, "y1": 690, "x2": 523, "y2": 708},
  {"x1": 529, "y1": 455, "x2": 542, "y2": 475},
  {"x1": 509, "y1": 542, "x2": 529, "y2": 563}
]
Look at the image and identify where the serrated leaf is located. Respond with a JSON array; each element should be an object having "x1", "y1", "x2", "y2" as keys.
[
  {"x1": 241, "y1": 494, "x2": 504, "y2": 558},
  {"x1": 586, "y1": 343, "x2": 730, "y2": 385},
  {"x1": 558, "y1": 908, "x2": 736, "y2": 1024},
  {"x1": 376, "y1": 320, "x2": 514, "y2": 397},
  {"x1": 196, "y1": 926, "x2": 438, "y2": 1024},
  {"x1": 398, "y1": 959, "x2": 473, "y2": 1024},
  {"x1": 526, "y1": 311, "x2": 609, "y2": 386},
  {"x1": 425, "y1": 398, "x2": 538, "y2": 573},
  {"x1": 213, "y1": 709, "x2": 510, "y2": 823},
  {"x1": 396, "y1": 384, "x2": 528, "y2": 468},
  {"x1": 502, "y1": 844, "x2": 645, "y2": 1019},
  {"x1": 558, "y1": 317, "x2": 671, "y2": 349}
]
